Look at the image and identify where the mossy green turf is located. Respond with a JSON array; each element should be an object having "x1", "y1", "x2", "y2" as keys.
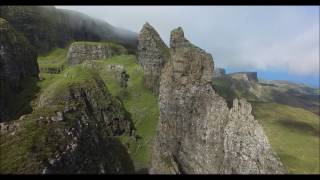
[
  {"x1": 92, "y1": 55, "x2": 159, "y2": 171},
  {"x1": 37, "y1": 48, "x2": 158, "y2": 171},
  {"x1": 37, "y1": 48, "x2": 67, "y2": 71},
  {"x1": 252, "y1": 102, "x2": 320, "y2": 174}
]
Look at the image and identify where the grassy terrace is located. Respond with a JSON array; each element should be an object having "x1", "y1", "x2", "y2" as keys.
[
  {"x1": 37, "y1": 48, "x2": 158, "y2": 172},
  {"x1": 37, "y1": 48, "x2": 67, "y2": 73}
]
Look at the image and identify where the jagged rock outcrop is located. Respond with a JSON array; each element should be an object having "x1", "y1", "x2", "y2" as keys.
[
  {"x1": 67, "y1": 42, "x2": 127, "y2": 65},
  {"x1": 151, "y1": 27, "x2": 286, "y2": 174},
  {"x1": 137, "y1": 23, "x2": 169, "y2": 96},
  {"x1": 213, "y1": 68, "x2": 226, "y2": 77},
  {"x1": 0, "y1": 18, "x2": 39, "y2": 122},
  {"x1": 0, "y1": 66, "x2": 135, "y2": 174},
  {"x1": 228, "y1": 72, "x2": 258, "y2": 83}
]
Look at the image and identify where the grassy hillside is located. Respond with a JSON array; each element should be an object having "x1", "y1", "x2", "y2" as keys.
[
  {"x1": 0, "y1": 6, "x2": 137, "y2": 55},
  {"x1": 37, "y1": 48, "x2": 159, "y2": 172},
  {"x1": 252, "y1": 102, "x2": 319, "y2": 174},
  {"x1": 8, "y1": 45, "x2": 318, "y2": 174},
  {"x1": 92, "y1": 55, "x2": 159, "y2": 172}
]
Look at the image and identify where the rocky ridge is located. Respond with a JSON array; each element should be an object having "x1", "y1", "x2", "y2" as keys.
[
  {"x1": 150, "y1": 27, "x2": 286, "y2": 174},
  {"x1": 228, "y1": 72, "x2": 258, "y2": 83},
  {"x1": 137, "y1": 23, "x2": 169, "y2": 96}
]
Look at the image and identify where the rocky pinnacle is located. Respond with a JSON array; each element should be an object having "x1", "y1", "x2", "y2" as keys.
[{"x1": 150, "y1": 27, "x2": 287, "y2": 174}]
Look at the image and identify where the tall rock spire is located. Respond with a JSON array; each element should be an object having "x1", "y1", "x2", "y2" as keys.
[
  {"x1": 150, "y1": 26, "x2": 286, "y2": 174},
  {"x1": 137, "y1": 22, "x2": 169, "y2": 96}
]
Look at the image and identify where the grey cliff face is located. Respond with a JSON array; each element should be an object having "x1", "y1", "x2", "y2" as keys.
[
  {"x1": 0, "y1": 18, "x2": 39, "y2": 122},
  {"x1": 137, "y1": 23, "x2": 169, "y2": 96},
  {"x1": 67, "y1": 42, "x2": 127, "y2": 65},
  {"x1": 150, "y1": 27, "x2": 286, "y2": 174}
]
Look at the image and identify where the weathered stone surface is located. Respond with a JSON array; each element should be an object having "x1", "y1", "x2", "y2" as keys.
[
  {"x1": 137, "y1": 23, "x2": 169, "y2": 96},
  {"x1": 0, "y1": 18, "x2": 39, "y2": 122},
  {"x1": 151, "y1": 27, "x2": 286, "y2": 174},
  {"x1": 67, "y1": 42, "x2": 127, "y2": 65}
]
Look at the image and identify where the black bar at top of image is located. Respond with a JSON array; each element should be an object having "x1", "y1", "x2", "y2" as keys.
[{"x1": 0, "y1": 0, "x2": 319, "y2": 6}]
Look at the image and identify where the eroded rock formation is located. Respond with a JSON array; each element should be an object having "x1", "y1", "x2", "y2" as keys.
[
  {"x1": 137, "y1": 23, "x2": 169, "y2": 96},
  {"x1": 151, "y1": 27, "x2": 286, "y2": 174},
  {"x1": 67, "y1": 42, "x2": 127, "y2": 65},
  {"x1": 0, "y1": 67, "x2": 135, "y2": 174},
  {"x1": 0, "y1": 18, "x2": 39, "y2": 122}
]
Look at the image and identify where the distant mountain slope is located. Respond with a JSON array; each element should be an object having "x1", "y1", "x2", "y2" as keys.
[
  {"x1": 212, "y1": 70, "x2": 320, "y2": 115},
  {"x1": 0, "y1": 6, "x2": 138, "y2": 54}
]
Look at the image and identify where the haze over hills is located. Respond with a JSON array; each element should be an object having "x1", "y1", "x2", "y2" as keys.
[{"x1": 0, "y1": 6, "x2": 319, "y2": 174}]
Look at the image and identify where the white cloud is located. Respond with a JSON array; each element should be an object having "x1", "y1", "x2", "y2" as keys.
[{"x1": 56, "y1": 6, "x2": 319, "y2": 76}]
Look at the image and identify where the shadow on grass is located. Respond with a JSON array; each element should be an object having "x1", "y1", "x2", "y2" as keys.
[{"x1": 276, "y1": 118, "x2": 319, "y2": 137}]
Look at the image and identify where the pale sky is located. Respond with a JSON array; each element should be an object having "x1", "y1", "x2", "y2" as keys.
[{"x1": 57, "y1": 6, "x2": 319, "y2": 87}]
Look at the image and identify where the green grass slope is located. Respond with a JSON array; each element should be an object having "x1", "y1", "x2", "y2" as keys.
[
  {"x1": 37, "y1": 48, "x2": 158, "y2": 172},
  {"x1": 38, "y1": 48, "x2": 67, "y2": 73},
  {"x1": 92, "y1": 55, "x2": 159, "y2": 172},
  {"x1": 252, "y1": 102, "x2": 319, "y2": 174}
]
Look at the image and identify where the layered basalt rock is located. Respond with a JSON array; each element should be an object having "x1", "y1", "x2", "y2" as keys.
[
  {"x1": 150, "y1": 27, "x2": 286, "y2": 174},
  {"x1": 137, "y1": 23, "x2": 169, "y2": 96},
  {"x1": 0, "y1": 18, "x2": 39, "y2": 122},
  {"x1": 67, "y1": 42, "x2": 128, "y2": 65}
]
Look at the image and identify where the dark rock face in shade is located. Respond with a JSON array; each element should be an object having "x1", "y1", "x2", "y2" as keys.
[
  {"x1": 137, "y1": 23, "x2": 169, "y2": 96},
  {"x1": 0, "y1": 6, "x2": 138, "y2": 55},
  {"x1": 150, "y1": 27, "x2": 287, "y2": 174},
  {"x1": 0, "y1": 18, "x2": 39, "y2": 122}
]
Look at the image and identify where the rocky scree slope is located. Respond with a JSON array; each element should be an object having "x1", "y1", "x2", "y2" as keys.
[
  {"x1": 0, "y1": 18, "x2": 39, "y2": 122},
  {"x1": 0, "y1": 66, "x2": 135, "y2": 174},
  {"x1": 150, "y1": 27, "x2": 286, "y2": 174},
  {"x1": 137, "y1": 23, "x2": 170, "y2": 96},
  {"x1": 0, "y1": 6, "x2": 138, "y2": 54}
]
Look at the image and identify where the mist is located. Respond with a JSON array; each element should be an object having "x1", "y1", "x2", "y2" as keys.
[{"x1": 56, "y1": 6, "x2": 319, "y2": 87}]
